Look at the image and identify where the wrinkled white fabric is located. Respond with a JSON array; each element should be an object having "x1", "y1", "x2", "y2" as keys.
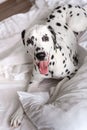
[
  {"x1": 19, "y1": 51, "x2": 87, "y2": 130},
  {"x1": 0, "y1": 0, "x2": 87, "y2": 130},
  {"x1": 0, "y1": 0, "x2": 7, "y2": 3}
]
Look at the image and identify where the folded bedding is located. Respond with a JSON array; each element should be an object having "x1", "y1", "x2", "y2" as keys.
[
  {"x1": 19, "y1": 54, "x2": 87, "y2": 130},
  {"x1": 0, "y1": 0, "x2": 87, "y2": 130},
  {"x1": 0, "y1": 0, "x2": 7, "y2": 4}
]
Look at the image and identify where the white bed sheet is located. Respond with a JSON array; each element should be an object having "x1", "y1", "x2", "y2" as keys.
[
  {"x1": 0, "y1": 0, "x2": 7, "y2": 4},
  {"x1": 0, "y1": 0, "x2": 87, "y2": 130}
]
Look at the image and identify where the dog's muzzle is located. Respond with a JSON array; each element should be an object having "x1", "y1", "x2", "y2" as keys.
[
  {"x1": 36, "y1": 52, "x2": 46, "y2": 61},
  {"x1": 35, "y1": 52, "x2": 49, "y2": 75}
]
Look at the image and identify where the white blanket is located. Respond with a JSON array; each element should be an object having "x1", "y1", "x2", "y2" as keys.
[
  {"x1": 19, "y1": 54, "x2": 87, "y2": 130},
  {"x1": 0, "y1": 0, "x2": 87, "y2": 130},
  {"x1": 0, "y1": 0, "x2": 7, "y2": 4}
]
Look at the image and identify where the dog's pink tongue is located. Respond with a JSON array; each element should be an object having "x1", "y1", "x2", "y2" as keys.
[{"x1": 39, "y1": 61, "x2": 48, "y2": 75}]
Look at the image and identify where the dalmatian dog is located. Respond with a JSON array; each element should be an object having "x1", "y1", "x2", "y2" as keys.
[{"x1": 10, "y1": 4, "x2": 87, "y2": 127}]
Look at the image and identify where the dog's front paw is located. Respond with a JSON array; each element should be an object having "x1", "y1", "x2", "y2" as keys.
[{"x1": 10, "y1": 106, "x2": 24, "y2": 128}]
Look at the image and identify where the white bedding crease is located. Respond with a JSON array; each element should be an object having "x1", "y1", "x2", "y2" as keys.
[
  {"x1": 0, "y1": 0, "x2": 7, "y2": 4},
  {"x1": 0, "y1": 0, "x2": 87, "y2": 130}
]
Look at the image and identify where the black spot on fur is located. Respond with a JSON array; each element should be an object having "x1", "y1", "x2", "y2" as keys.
[
  {"x1": 64, "y1": 25, "x2": 68, "y2": 30},
  {"x1": 36, "y1": 47, "x2": 40, "y2": 52},
  {"x1": 51, "y1": 55, "x2": 54, "y2": 59},
  {"x1": 67, "y1": 76, "x2": 71, "y2": 80},
  {"x1": 77, "y1": 13, "x2": 80, "y2": 16},
  {"x1": 61, "y1": 72, "x2": 64, "y2": 75},
  {"x1": 48, "y1": 25, "x2": 52, "y2": 30},
  {"x1": 67, "y1": 71, "x2": 70, "y2": 74},
  {"x1": 27, "y1": 38, "x2": 34, "y2": 46},
  {"x1": 63, "y1": 60, "x2": 65, "y2": 64},
  {"x1": 70, "y1": 11, "x2": 72, "y2": 14},
  {"x1": 49, "y1": 14, "x2": 55, "y2": 19},
  {"x1": 58, "y1": 32, "x2": 61, "y2": 34},
  {"x1": 82, "y1": 8, "x2": 86, "y2": 11},
  {"x1": 74, "y1": 31, "x2": 78, "y2": 35},
  {"x1": 75, "y1": 69, "x2": 78, "y2": 72},
  {"x1": 70, "y1": 14, "x2": 73, "y2": 17},
  {"x1": 29, "y1": 82, "x2": 32, "y2": 84},
  {"x1": 65, "y1": 69, "x2": 68, "y2": 72},
  {"x1": 56, "y1": 22, "x2": 61, "y2": 26},
  {"x1": 57, "y1": 10, "x2": 62, "y2": 13},
  {"x1": 75, "y1": 5, "x2": 81, "y2": 8},
  {"x1": 53, "y1": 62, "x2": 55, "y2": 65},
  {"x1": 48, "y1": 26, "x2": 57, "y2": 49},
  {"x1": 55, "y1": 6, "x2": 61, "y2": 10},
  {"x1": 47, "y1": 19, "x2": 50, "y2": 22},
  {"x1": 78, "y1": 6, "x2": 81, "y2": 8},
  {"x1": 56, "y1": 45, "x2": 62, "y2": 51},
  {"x1": 84, "y1": 13, "x2": 87, "y2": 16},
  {"x1": 49, "y1": 62, "x2": 52, "y2": 65},
  {"x1": 63, "y1": 7, "x2": 66, "y2": 10},
  {"x1": 66, "y1": 23, "x2": 68, "y2": 26},
  {"x1": 67, "y1": 46, "x2": 70, "y2": 49},
  {"x1": 73, "y1": 54, "x2": 78, "y2": 66},
  {"x1": 31, "y1": 36, "x2": 34, "y2": 40},
  {"x1": 68, "y1": 4, "x2": 72, "y2": 8},
  {"x1": 64, "y1": 64, "x2": 66, "y2": 68},
  {"x1": 21, "y1": 30, "x2": 26, "y2": 45}
]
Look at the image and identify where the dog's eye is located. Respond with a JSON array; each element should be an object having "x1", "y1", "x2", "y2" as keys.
[
  {"x1": 27, "y1": 38, "x2": 34, "y2": 46},
  {"x1": 42, "y1": 34, "x2": 49, "y2": 42}
]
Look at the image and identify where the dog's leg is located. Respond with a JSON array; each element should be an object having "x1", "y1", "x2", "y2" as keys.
[
  {"x1": 10, "y1": 70, "x2": 46, "y2": 127},
  {"x1": 10, "y1": 82, "x2": 43, "y2": 128},
  {"x1": 10, "y1": 106, "x2": 24, "y2": 127},
  {"x1": 10, "y1": 81, "x2": 42, "y2": 128},
  {"x1": 18, "y1": 91, "x2": 50, "y2": 129}
]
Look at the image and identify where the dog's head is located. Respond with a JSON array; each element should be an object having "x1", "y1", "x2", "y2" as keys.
[{"x1": 21, "y1": 25, "x2": 56, "y2": 74}]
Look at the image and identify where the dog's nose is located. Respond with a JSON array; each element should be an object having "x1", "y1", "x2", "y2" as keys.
[{"x1": 36, "y1": 52, "x2": 46, "y2": 60}]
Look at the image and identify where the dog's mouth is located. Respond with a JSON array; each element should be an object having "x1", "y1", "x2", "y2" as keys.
[
  {"x1": 38, "y1": 60, "x2": 49, "y2": 75},
  {"x1": 35, "y1": 52, "x2": 49, "y2": 75}
]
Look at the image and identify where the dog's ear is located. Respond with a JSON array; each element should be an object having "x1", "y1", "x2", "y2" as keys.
[
  {"x1": 47, "y1": 26, "x2": 57, "y2": 49},
  {"x1": 21, "y1": 30, "x2": 26, "y2": 46}
]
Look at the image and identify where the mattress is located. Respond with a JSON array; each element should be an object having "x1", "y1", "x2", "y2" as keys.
[{"x1": 0, "y1": 0, "x2": 87, "y2": 130}]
